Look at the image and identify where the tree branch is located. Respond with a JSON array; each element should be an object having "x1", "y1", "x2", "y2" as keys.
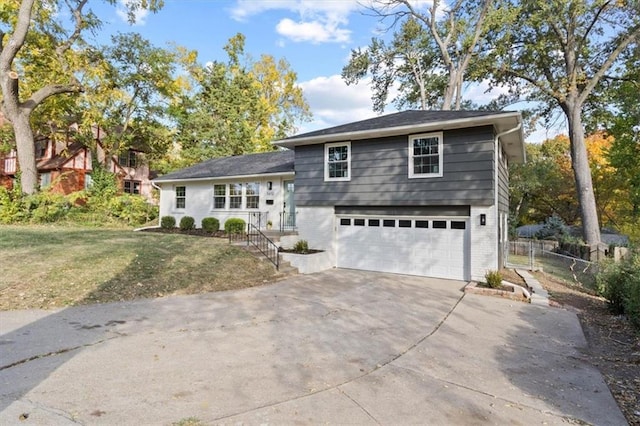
[
  {"x1": 22, "y1": 81, "x2": 84, "y2": 114},
  {"x1": 56, "y1": 0, "x2": 90, "y2": 58},
  {"x1": 579, "y1": 25, "x2": 640, "y2": 105},
  {"x1": 0, "y1": 0, "x2": 36, "y2": 72}
]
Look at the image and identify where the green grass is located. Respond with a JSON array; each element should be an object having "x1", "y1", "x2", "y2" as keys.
[
  {"x1": 0, "y1": 225, "x2": 278, "y2": 310},
  {"x1": 508, "y1": 252, "x2": 597, "y2": 290}
]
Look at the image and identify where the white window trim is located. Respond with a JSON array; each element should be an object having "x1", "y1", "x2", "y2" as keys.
[
  {"x1": 324, "y1": 141, "x2": 351, "y2": 182},
  {"x1": 175, "y1": 185, "x2": 186, "y2": 209},
  {"x1": 408, "y1": 132, "x2": 443, "y2": 179},
  {"x1": 213, "y1": 184, "x2": 227, "y2": 210}
]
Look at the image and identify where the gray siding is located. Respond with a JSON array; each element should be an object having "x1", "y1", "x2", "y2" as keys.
[
  {"x1": 295, "y1": 126, "x2": 496, "y2": 207},
  {"x1": 497, "y1": 145, "x2": 510, "y2": 213}
]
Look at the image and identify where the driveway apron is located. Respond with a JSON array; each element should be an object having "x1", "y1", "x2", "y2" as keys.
[{"x1": 0, "y1": 269, "x2": 625, "y2": 425}]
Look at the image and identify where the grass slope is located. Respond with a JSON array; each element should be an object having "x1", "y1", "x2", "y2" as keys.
[{"x1": 0, "y1": 225, "x2": 277, "y2": 310}]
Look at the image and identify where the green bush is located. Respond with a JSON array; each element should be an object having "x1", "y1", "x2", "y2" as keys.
[
  {"x1": 597, "y1": 253, "x2": 640, "y2": 328},
  {"x1": 484, "y1": 270, "x2": 503, "y2": 288},
  {"x1": 0, "y1": 185, "x2": 26, "y2": 224},
  {"x1": 106, "y1": 194, "x2": 158, "y2": 225},
  {"x1": 25, "y1": 191, "x2": 71, "y2": 223},
  {"x1": 161, "y1": 216, "x2": 176, "y2": 229},
  {"x1": 293, "y1": 240, "x2": 309, "y2": 254},
  {"x1": 201, "y1": 217, "x2": 219, "y2": 233},
  {"x1": 224, "y1": 218, "x2": 246, "y2": 234},
  {"x1": 179, "y1": 216, "x2": 195, "y2": 231}
]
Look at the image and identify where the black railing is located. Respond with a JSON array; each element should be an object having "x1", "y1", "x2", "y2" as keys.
[
  {"x1": 247, "y1": 223, "x2": 279, "y2": 270},
  {"x1": 280, "y1": 212, "x2": 296, "y2": 232},
  {"x1": 248, "y1": 211, "x2": 268, "y2": 230}
]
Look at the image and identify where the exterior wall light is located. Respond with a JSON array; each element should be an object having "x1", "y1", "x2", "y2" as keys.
[{"x1": 480, "y1": 214, "x2": 486, "y2": 226}]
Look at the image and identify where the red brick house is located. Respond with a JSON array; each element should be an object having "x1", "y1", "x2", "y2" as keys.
[{"x1": 0, "y1": 127, "x2": 154, "y2": 201}]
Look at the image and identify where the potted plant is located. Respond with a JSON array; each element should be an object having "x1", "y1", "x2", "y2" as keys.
[{"x1": 266, "y1": 220, "x2": 273, "y2": 230}]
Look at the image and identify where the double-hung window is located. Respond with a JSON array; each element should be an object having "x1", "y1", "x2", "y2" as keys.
[
  {"x1": 324, "y1": 142, "x2": 351, "y2": 181},
  {"x1": 409, "y1": 132, "x2": 443, "y2": 178},
  {"x1": 245, "y1": 182, "x2": 259, "y2": 209},
  {"x1": 229, "y1": 183, "x2": 242, "y2": 209},
  {"x1": 213, "y1": 184, "x2": 226, "y2": 209},
  {"x1": 175, "y1": 186, "x2": 186, "y2": 209}
]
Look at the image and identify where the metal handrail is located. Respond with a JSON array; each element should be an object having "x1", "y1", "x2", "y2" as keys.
[{"x1": 247, "y1": 223, "x2": 279, "y2": 270}]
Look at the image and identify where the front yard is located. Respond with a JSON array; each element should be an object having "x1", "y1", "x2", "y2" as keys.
[{"x1": 0, "y1": 225, "x2": 278, "y2": 310}]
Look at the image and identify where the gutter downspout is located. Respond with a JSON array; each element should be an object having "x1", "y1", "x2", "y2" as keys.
[
  {"x1": 494, "y1": 122, "x2": 522, "y2": 269},
  {"x1": 151, "y1": 181, "x2": 162, "y2": 227}
]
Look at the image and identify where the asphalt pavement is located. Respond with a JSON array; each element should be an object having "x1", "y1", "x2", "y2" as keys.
[{"x1": 0, "y1": 269, "x2": 627, "y2": 425}]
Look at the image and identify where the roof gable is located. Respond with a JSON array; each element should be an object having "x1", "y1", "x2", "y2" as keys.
[{"x1": 153, "y1": 150, "x2": 294, "y2": 182}]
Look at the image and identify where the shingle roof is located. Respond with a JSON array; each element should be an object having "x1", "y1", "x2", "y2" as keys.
[
  {"x1": 280, "y1": 110, "x2": 517, "y2": 141},
  {"x1": 153, "y1": 150, "x2": 294, "y2": 182}
]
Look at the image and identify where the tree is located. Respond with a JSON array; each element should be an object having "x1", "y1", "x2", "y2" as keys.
[
  {"x1": 511, "y1": 133, "x2": 629, "y2": 235},
  {"x1": 0, "y1": 0, "x2": 162, "y2": 194},
  {"x1": 79, "y1": 32, "x2": 190, "y2": 162},
  {"x1": 174, "y1": 33, "x2": 310, "y2": 166},
  {"x1": 345, "y1": 0, "x2": 494, "y2": 111},
  {"x1": 485, "y1": 0, "x2": 640, "y2": 248}
]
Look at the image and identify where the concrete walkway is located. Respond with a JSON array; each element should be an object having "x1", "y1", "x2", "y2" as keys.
[{"x1": 0, "y1": 269, "x2": 626, "y2": 425}]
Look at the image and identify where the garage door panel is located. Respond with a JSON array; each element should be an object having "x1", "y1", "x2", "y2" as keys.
[{"x1": 337, "y1": 217, "x2": 469, "y2": 281}]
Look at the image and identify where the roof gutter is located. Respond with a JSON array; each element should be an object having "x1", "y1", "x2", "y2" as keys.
[{"x1": 152, "y1": 170, "x2": 294, "y2": 184}]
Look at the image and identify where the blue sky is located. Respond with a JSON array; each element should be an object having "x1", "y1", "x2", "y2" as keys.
[{"x1": 89, "y1": 0, "x2": 561, "y2": 141}]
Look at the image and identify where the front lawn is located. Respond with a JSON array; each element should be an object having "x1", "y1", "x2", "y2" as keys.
[{"x1": 0, "y1": 225, "x2": 277, "y2": 310}]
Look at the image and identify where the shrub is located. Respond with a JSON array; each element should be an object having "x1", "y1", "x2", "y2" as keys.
[
  {"x1": 224, "y1": 218, "x2": 246, "y2": 234},
  {"x1": 161, "y1": 216, "x2": 176, "y2": 229},
  {"x1": 484, "y1": 270, "x2": 503, "y2": 289},
  {"x1": 293, "y1": 240, "x2": 309, "y2": 254},
  {"x1": 201, "y1": 217, "x2": 219, "y2": 233},
  {"x1": 597, "y1": 253, "x2": 640, "y2": 328},
  {"x1": 106, "y1": 194, "x2": 158, "y2": 225},
  {"x1": 179, "y1": 216, "x2": 195, "y2": 231}
]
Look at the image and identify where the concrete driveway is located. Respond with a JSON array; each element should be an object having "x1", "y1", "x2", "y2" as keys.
[{"x1": 0, "y1": 269, "x2": 626, "y2": 425}]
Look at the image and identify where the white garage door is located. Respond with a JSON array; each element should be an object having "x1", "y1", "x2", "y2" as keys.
[{"x1": 336, "y1": 217, "x2": 469, "y2": 281}]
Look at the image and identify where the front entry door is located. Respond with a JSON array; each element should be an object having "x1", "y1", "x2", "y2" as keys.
[{"x1": 283, "y1": 180, "x2": 295, "y2": 229}]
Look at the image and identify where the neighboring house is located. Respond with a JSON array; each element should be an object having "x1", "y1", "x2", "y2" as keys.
[
  {"x1": 516, "y1": 224, "x2": 629, "y2": 246},
  {"x1": 154, "y1": 110, "x2": 526, "y2": 282},
  {"x1": 0, "y1": 128, "x2": 154, "y2": 200}
]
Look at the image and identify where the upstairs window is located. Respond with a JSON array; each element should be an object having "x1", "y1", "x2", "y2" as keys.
[
  {"x1": 324, "y1": 142, "x2": 351, "y2": 181},
  {"x1": 409, "y1": 132, "x2": 443, "y2": 178},
  {"x1": 35, "y1": 140, "x2": 48, "y2": 159},
  {"x1": 175, "y1": 186, "x2": 186, "y2": 209},
  {"x1": 119, "y1": 150, "x2": 138, "y2": 168}
]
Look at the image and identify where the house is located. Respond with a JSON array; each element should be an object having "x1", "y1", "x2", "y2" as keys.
[
  {"x1": 0, "y1": 127, "x2": 154, "y2": 200},
  {"x1": 154, "y1": 110, "x2": 526, "y2": 282},
  {"x1": 154, "y1": 150, "x2": 295, "y2": 230}
]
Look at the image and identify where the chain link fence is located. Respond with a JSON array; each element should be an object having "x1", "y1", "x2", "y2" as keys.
[{"x1": 507, "y1": 240, "x2": 599, "y2": 290}]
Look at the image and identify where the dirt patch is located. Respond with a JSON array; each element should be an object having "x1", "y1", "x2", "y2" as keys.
[{"x1": 532, "y1": 270, "x2": 640, "y2": 425}]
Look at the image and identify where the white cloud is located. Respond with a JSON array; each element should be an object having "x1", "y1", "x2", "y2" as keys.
[
  {"x1": 116, "y1": 0, "x2": 150, "y2": 25},
  {"x1": 276, "y1": 18, "x2": 350, "y2": 43},
  {"x1": 297, "y1": 74, "x2": 397, "y2": 133},
  {"x1": 230, "y1": 0, "x2": 360, "y2": 44}
]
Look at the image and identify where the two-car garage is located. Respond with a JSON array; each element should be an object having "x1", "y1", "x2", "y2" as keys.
[{"x1": 336, "y1": 216, "x2": 470, "y2": 281}]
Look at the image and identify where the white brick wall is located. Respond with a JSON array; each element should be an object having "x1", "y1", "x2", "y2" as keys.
[
  {"x1": 295, "y1": 206, "x2": 336, "y2": 266},
  {"x1": 469, "y1": 205, "x2": 499, "y2": 281}
]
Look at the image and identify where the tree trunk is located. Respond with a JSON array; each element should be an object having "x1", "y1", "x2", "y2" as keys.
[
  {"x1": 13, "y1": 113, "x2": 38, "y2": 194},
  {"x1": 564, "y1": 102, "x2": 601, "y2": 247}
]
